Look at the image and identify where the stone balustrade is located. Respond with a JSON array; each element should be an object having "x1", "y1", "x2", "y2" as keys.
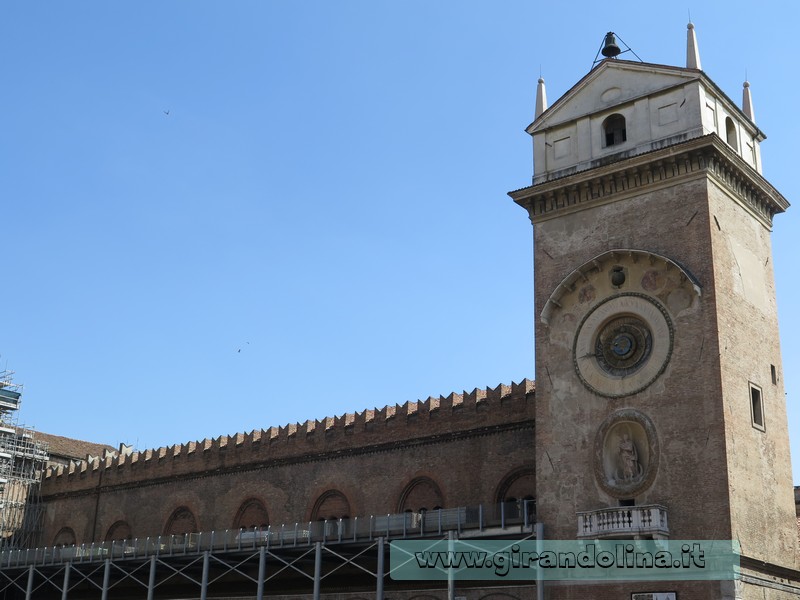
[{"x1": 577, "y1": 504, "x2": 669, "y2": 539}]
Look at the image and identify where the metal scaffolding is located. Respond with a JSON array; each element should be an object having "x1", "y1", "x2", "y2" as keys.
[
  {"x1": 0, "y1": 539, "x2": 391, "y2": 600},
  {"x1": 0, "y1": 501, "x2": 537, "y2": 599},
  {"x1": 0, "y1": 370, "x2": 49, "y2": 550}
]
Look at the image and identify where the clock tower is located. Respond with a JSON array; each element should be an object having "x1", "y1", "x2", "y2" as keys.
[{"x1": 509, "y1": 26, "x2": 797, "y2": 598}]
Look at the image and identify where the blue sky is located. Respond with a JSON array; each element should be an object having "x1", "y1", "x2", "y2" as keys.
[{"x1": 2, "y1": 2, "x2": 799, "y2": 480}]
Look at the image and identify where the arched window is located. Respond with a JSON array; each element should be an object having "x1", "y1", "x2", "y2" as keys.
[
  {"x1": 53, "y1": 527, "x2": 76, "y2": 547},
  {"x1": 105, "y1": 521, "x2": 132, "y2": 542},
  {"x1": 603, "y1": 113, "x2": 627, "y2": 147},
  {"x1": 311, "y1": 490, "x2": 351, "y2": 539},
  {"x1": 311, "y1": 490, "x2": 351, "y2": 521},
  {"x1": 725, "y1": 117, "x2": 738, "y2": 150},
  {"x1": 495, "y1": 468, "x2": 536, "y2": 522},
  {"x1": 164, "y1": 506, "x2": 198, "y2": 536},
  {"x1": 233, "y1": 498, "x2": 270, "y2": 530},
  {"x1": 398, "y1": 477, "x2": 444, "y2": 513}
]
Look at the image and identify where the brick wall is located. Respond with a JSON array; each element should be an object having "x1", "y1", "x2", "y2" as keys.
[{"x1": 40, "y1": 381, "x2": 535, "y2": 545}]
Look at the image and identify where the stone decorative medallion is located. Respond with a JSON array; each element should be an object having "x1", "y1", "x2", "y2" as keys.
[{"x1": 573, "y1": 293, "x2": 674, "y2": 398}]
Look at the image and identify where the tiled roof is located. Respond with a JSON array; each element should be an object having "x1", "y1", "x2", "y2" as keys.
[{"x1": 28, "y1": 430, "x2": 116, "y2": 461}]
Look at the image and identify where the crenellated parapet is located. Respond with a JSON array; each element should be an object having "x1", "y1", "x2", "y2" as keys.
[{"x1": 42, "y1": 380, "x2": 534, "y2": 495}]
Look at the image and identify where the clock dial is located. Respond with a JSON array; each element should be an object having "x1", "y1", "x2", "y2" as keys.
[
  {"x1": 594, "y1": 316, "x2": 652, "y2": 376},
  {"x1": 573, "y1": 293, "x2": 673, "y2": 398}
]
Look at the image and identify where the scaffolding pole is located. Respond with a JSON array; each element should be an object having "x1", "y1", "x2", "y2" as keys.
[
  {"x1": 101, "y1": 559, "x2": 110, "y2": 600},
  {"x1": 447, "y1": 530, "x2": 455, "y2": 600},
  {"x1": 256, "y1": 545, "x2": 266, "y2": 600},
  {"x1": 313, "y1": 542, "x2": 322, "y2": 600},
  {"x1": 376, "y1": 537, "x2": 384, "y2": 600},
  {"x1": 25, "y1": 564, "x2": 33, "y2": 600},
  {"x1": 147, "y1": 555, "x2": 156, "y2": 600},
  {"x1": 61, "y1": 562, "x2": 70, "y2": 600},
  {"x1": 0, "y1": 372, "x2": 49, "y2": 551}
]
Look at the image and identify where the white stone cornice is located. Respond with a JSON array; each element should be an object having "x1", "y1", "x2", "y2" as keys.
[{"x1": 509, "y1": 134, "x2": 788, "y2": 228}]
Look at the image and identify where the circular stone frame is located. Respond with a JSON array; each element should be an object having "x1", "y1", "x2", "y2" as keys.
[
  {"x1": 573, "y1": 293, "x2": 674, "y2": 398},
  {"x1": 594, "y1": 409, "x2": 660, "y2": 498}
]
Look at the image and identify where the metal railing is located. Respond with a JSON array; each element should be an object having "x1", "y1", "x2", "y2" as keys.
[{"x1": 0, "y1": 500, "x2": 536, "y2": 569}]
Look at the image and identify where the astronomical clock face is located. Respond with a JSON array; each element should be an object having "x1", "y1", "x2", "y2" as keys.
[
  {"x1": 540, "y1": 250, "x2": 701, "y2": 400},
  {"x1": 573, "y1": 293, "x2": 673, "y2": 398}
]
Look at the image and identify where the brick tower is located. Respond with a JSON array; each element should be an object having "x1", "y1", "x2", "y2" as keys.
[{"x1": 510, "y1": 26, "x2": 798, "y2": 598}]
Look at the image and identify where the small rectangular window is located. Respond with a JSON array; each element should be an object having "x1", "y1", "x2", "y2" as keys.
[
  {"x1": 771, "y1": 364, "x2": 777, "y2": 385},
  {"x1": 750, "y1": 383, "x2": 765, "y2": 431}
]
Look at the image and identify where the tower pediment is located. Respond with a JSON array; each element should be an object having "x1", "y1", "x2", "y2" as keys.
[
  {"x1": 528, "y1": 59, "x2": 764, "y2": 183},
  {"x1": 528, "y1": 60, "x2": 700, "y2": 134}
]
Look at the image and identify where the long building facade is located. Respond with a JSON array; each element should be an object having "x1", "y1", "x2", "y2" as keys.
[
  {"x1": 39, "y1": 382, "x2": 536, "y2": 547},
  {"x1": 2, "y1": 25, "x2": 799, "y2": 600}
]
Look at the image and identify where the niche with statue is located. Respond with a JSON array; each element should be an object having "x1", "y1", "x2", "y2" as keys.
[{"x1": 594, "y1": 409, "x2": 659, "y2": 498}]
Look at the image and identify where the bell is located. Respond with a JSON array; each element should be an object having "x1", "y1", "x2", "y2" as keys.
[{"x1": 601, "y1": 32, "x2": 621, "y2": 58}]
